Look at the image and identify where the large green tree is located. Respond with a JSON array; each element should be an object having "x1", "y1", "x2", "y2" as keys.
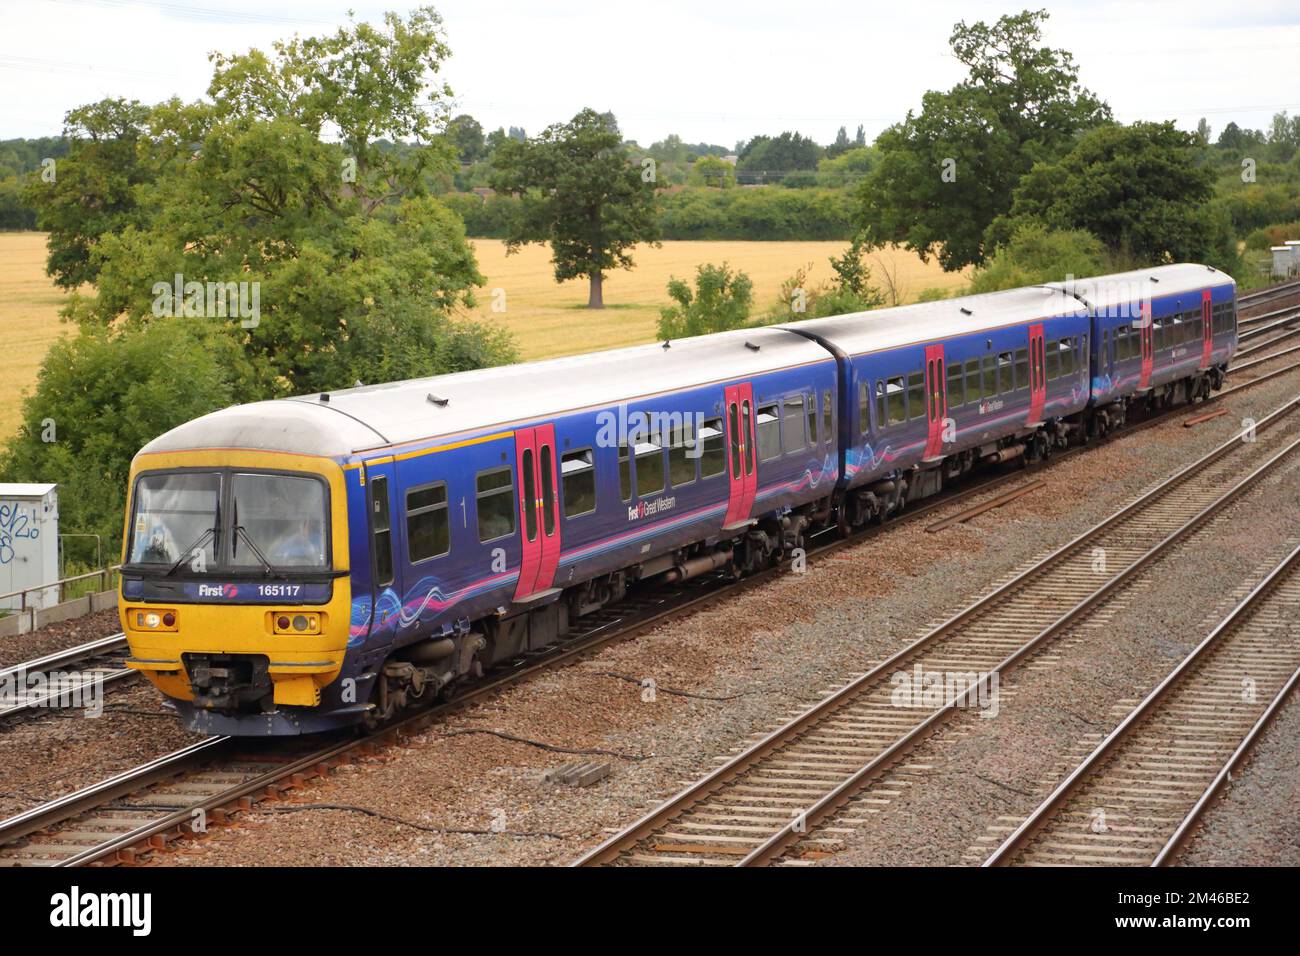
[
  {"x1": 64, "y1": 6, "x2": 504, "y2": 395},
  {"x1": 857, "y1": 9, "x2": 1111, "y2": 270},
  {"x1": 491, "y1": 108, "x2": 661, "y2": 308},
  {"x1": 736, "y1": 132, "x2": 823, "y2": 184},
  {"x1": 989, "y1": 121, "x2": 1238, "y2": 271},
  {"x1": 23, "y1": 98, "x2": 156, "y2": 289}
]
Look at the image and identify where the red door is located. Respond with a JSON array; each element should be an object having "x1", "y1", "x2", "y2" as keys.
[
  {"x1": 1027, "y1": 323, "x2": 1046, "y2": 424},
  {"x1": 723, "y1": 383, "x2": 757, "y2": 527},
  {"x1": 513, "y1": 424, "x2": 561, "y2": 601},
  {"x1": 922, "y1": 344, "x2": 948, "y2": 460},
  {"x1": 1200, "y1": 289, "x2": 1213, "y2": 369},
  {"x1": 1138, "y1": 302, "x2": 1154, "y2": 390}
]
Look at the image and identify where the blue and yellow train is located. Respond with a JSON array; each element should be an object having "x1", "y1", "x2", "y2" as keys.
[{"x1": 119, "y1": 263, "x2": 1237, "y2": 735}]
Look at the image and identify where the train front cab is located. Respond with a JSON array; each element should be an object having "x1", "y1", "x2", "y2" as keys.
[{"x1": 118, "y1": 450, "x2": 355, "y2": 733}]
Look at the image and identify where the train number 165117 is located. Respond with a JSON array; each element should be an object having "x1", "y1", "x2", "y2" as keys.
[{"x1": 258, "y1": 584, "x2": 302, "y2": 598}]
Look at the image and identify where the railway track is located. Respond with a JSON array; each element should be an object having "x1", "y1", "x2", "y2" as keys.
[
  {"x1": 982, "y1": 539, "x2": 1300, "y2": 867},
  {"x1": 1238, "y1": 277, "x2": 1300, "y2": 310},
  {"x1": 5, "y1": 362, "x2": 1300, "y2": 864},
  {"x1": 573, "y1": 394, "x2": 1300, "y2": 866},
  {"x1": 0, "y1": 635, "x2": 132, "y2": 721}
]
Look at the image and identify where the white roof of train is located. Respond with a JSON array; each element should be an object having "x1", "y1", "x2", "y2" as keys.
[
  {"x1": 778, "y1": 285, "x2": 1088, "y2": 357},
  {"x1": 139, "y1": 325, "x2": 831, "y2": 459}
]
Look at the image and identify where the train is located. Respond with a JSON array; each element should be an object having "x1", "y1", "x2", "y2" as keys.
[{"x1": 118, "y1": 263, "x2": 1237, "y2": 735}]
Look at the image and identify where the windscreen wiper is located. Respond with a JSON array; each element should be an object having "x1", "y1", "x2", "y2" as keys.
[
  {"x1": 233, "y1": 525, "x2": 289, "y2": 580},
  {"x1": 164, "y1": 527, "x2": 216, "y2": 577}
]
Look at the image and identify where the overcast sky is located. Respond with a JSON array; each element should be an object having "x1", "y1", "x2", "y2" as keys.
[{"x1": 3, "y1": 0, "x2": 1299, "y2": 146}]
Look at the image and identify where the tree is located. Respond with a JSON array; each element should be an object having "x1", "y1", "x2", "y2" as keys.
[
  {"x1": 856, "y1": 9, "x2": 1111, "y2": 270},
  {"x1": 658, "y1": 263, "x2": 754, "y2": 339},
  {"x1": 826, "y1": 125, "x2": 853, "y2": 158},
  {"x1": 446, "y1": 113, "x2": 485, "y2": 163},
  {"x1": 989, "y1": 121, "x2": 1236, "y2": 271},
  {"x1": 60, "y1": 6, "x2": 502, "y2": 397},
  {"x1": 736, "y1": 132, "x2": 823, "y2": 183},
  {"x1": 23, "y1": 98, "x2": 156, "y2": 289},
  {"x1": 689, "y1": 155, "x2": 735, "y2": 188},
  {"x1": 491, "y1": 108, "x2": 661, "y2": 308},
  {"x1": 817, "y1": 146, "x2": 879, "y2": 187},
  {"x1": 1195, "y1": 117, "x2": 1212, "y2": 147}
]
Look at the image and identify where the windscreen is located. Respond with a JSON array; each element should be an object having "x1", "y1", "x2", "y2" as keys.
[
  {"x1": 129, "y1": 472, "x2": 221, "y2": 567},
  {"x1": 230, "y1": 473, "x2": 328, "y2": 569}
]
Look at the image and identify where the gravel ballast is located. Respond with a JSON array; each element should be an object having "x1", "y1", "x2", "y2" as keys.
[{"x1": 149, "y1": 369, "x2": 1300, "y2": 867}]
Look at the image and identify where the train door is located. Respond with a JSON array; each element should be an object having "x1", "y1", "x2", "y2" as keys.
[
  {"x1": 922, "y1": 344, "x2": 947, "y2": 460},
  {"x1": 1200, "y1": 289, "x2": 1213, "y2": 368},
  {"x1": 512, "y1": 424, "x2": 562, "y2": 601},
  {"x1": 362, "y1": 460, "x2": 401, "y2": 634},
  {"x1": 723, "y1": 383, "x2": 757, "y2": 528},
  {"x1": 1138, "y1": 302, "x2": 1154, "y2": 390},
  {"x1": 1027, "y1": 323, "x2": 1046, "y2": 424}
]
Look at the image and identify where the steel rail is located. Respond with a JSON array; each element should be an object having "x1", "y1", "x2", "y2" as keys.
[
  {"x1": 573, "y1": 396, "x2": 1300, "y2": 866},
  {"x1": 984, "y1": 540, "x2": 1300, "y2": 867}
]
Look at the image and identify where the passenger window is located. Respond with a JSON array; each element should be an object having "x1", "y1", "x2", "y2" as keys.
[
  {"x1": 1046, "y1": 340, "x2": 1060, "y2": 378},
  {"x1": 981, "y1": 356, "x2": 996, "y2": 398},
  {"x1": 947, "y1": 359, "x2": 964, "y2": 407},
  {"x1": 699, "y1": 418, "x2": 725, "y2": 478},
  {"x1": 1059, "y1": 339, "x2": 1076, "y2": 377},
  {"x1": 906, "y1": 372, "x2": 924, "y2": 420},
  {"x1": 1014, "y1": 348, "x2": 1028, "y2": 390},
  {"x1": 859, "y1": 382, "x2": 870, "y2": 435},
  {"x1": 782, "y1": 397, "x2": 806, "y2": 452},
  {"x1": 668, "y1": 419, "x2": 696, "y2": 487},
  {"x1": 964, "y1": 358, "x2": 981, "y2": 402},
  {"x1": 822, "y1": 389, "x2": 833, "y2": 443},
  {"x1": 757, "y1": 404, "x2": 782, "y2": 461},
  {"x1": 406, "y1": 482, "x2": 449, "y2": 563},
  {"x1": 635, "y1": 433, "x2": 665, "y2": 497},
  {"x1": 476, "y1": 467, "x2": 515, "y2": 542},
  {"x1": 618, "y1": 443, "x2": 632, "y2": 502},
  {"x1": 997, "y1": 352, "x2": 1013, "y2": 394},
  {"x1": 561, "y1": 448, "x2": 597, "y2": 518},
  {"x1": 875, "y1": 380, "x2": 886, "y2": 431},
  {"x1": 370, "y1": 475, "x2": 393, "y2": 587},
  {"x1": 806, "y1": 394, "x2": 817, "y2": 446},
  {"x1": 886, "y1": 377, "x2": 906, "y2": 425}
]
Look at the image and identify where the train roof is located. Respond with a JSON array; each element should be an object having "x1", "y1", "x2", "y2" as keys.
[
  {"x1": 779, "y1": 285, "x2": 1089, "y2": 357},
  {"x1": 138, "y1": 325, "x2": 831, "y2": 460},
  {"x1": 1038, "y1": 262, "x2": 1233, "y2": 309}
]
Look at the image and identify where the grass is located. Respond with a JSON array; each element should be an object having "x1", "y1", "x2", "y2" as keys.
[
  {"x1": 0, "y1": 233, "x2": 968, "y2": 440},
  {"x1": 465, "y1": 239, "x2": 969, "y2": 361}
]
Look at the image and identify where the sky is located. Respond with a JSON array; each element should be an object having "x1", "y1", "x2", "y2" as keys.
[{"x1": 2, "y1": 0, "x2": 1299, "y2": 146}]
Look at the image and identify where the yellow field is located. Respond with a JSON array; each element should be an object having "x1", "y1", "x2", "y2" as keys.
[
  {"x1": 467, "y1": 239, "x2": 968, "y2": 360},
  {"x1": 0, "y1": 233, "x2": 967, "y2": 440},
  {"x1": 0, "y1": 232, "x2": 74, "y2": 439}
]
